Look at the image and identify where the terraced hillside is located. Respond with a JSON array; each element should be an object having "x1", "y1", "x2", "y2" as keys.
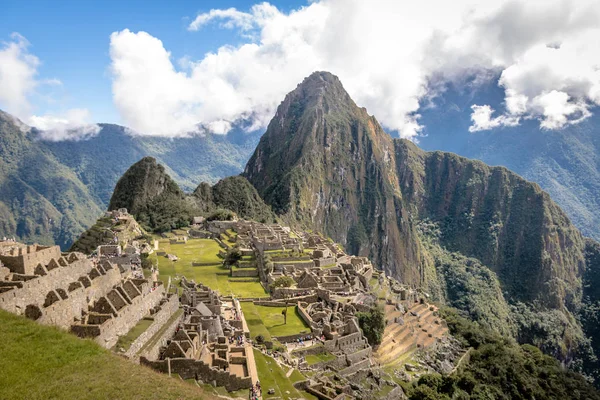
[
  {"x1": 70, "y1": 212, "x2": 145, "y2": 253},
  {"x1": 376, "y1": 302, "x2": 448, "y2": 367}
]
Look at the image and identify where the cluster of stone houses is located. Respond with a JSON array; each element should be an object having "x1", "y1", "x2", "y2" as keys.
[{"x1": 141, "y1": 278, "x2": 256, "y2": 392}]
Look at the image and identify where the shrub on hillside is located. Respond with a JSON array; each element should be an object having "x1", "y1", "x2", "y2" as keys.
[
  {"x1": 206, "y1": 208, "x2": 236, "y2": 222},
  {"x1": 357, "y1": 304, "x2": 385, "y2": 345}
]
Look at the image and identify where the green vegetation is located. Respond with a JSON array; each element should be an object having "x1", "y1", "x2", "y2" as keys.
[
  {"x1": 0, "y1": 309, "x2": 216, "y2": 400},
  {"x1": 305, "y1": 352, "x2": 336, "y2": 365},
  {"x1": 206, "y1": 208, "x2": 236, "y2": 221},
  {"x1": 223, "y1": 246, "x2": 242, "y2": 266},
  {"x1": 241, "y1": 303, "x2": 309, "y2": 338},
  {"x1": 210, "y1": 176, "x2": 276, "y2": 223},
  {"x1": 108, "y1": 157, "x2": 195, "y2": 233},
  {"x1": 419, "y1": 227, "x2": 515, "y2": 338},
  {"x1": 269, "y1": 275, "x2": 295, "y2": 291},
  {"x1": 0, "y1": 111, "x2": 103, "y2": 249},
  {"x1": 152, "y1": 239, "x2": 267, "y2": 298},
  {"x1": 356, "y1": 304, "x2": 385, "y2": 345},
  {"x1": 252, "y1": 349, "x2": 315, "y2": 400},
  {"x1": 403, "y1": 308, "x2": 600, "y2": 400},
  {"x1": 113, "y1": 318, "x2": 153, "y2": 352}
]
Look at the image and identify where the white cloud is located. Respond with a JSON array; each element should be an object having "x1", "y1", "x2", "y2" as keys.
[
  {"x1": 532, "y1": 90, "x2": 591, "y2": 130},
  {"x1": 0, "y1": 33, "x2": 39, "y2": 119},
  {"x1": 469, "y1": 104, "x2": 519, "y2": 132},
  {"x1": 110, "y1": 0, "x2": 600, "y2": 138},
  {"x1": 0, "y1": 33, "x2": 99, "y2": 140},
  {"x1": 29, "y1": 109, "x2": 101, "y2": 141}
]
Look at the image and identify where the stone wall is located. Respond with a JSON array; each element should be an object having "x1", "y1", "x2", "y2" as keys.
[
  {"x1": 339, "y1": 357, "x2": 370, "y2": 376},
  {"x1": 274, "y1": 332, "x2": 313, "y2": 343},
  {"x1": 140, "y1": 357, "x2": 252, "y2": 392},
  {"x1": 125, "y1": 294, "x2": 180, "y2": 359},
  {"x1": 272, "y1": 288, "x2": 316, "y2": 299},
  {"x1": 270, "y1": 256, "x2": 311, "y2": 262},
  {"x1": 231, "y1": 268, "x2": 258, "y2": 278},
  {"x1": 0, "y1": 258, "x2": 94, "y2": 314},
  {"x1": 141, "y1": 308, "x2": 185, "y2": 361},
  {"x1": 297, "y1": 302, "x2": 320, "y2": 330},
  {"x1": 323, "y1": 331, "x2": 363, "y2": 353},
  {"x1": 315, "y1": 257, "x2": 336, "y2": 268},
  {"x1": 0, "y1": 245, "x2": 62, "y2": 275},
  {"x1": 346, "y1": 346, "x2": 372, "y2": 364},
  {"x1": 272, "y1": 261, "x2": 315, "y2": 269},
  {"x1": 84, "y1": 284, "x2": 165, "y2": 349},
  {"x1": 38, "y1": 267, "x2": 121, "y2": 329}
]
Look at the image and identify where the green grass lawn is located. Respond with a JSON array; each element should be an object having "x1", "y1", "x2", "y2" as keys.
[
  {"x1": 240, "y1": 302, "x2": 273, "y2": 341},
  {"x1": 241, "y1": 303, "x2": 310, "y2": 338},
  {"x1": 113, "y1": 317, "x2": 153, "y2": 352},
  {"x1": 305, "y1": 352, "x2": 336, "y2": 365},
  {"x1": 152, "y1": 238, "x2": 268, "y2": 298},
  {"x1": 253, "y1": 349, "x2": 316, "y2": 400},
  {"x1": 0, "y1": 309, "x2": 217, "y2": 400}
]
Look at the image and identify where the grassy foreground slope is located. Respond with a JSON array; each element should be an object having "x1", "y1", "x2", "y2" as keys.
[{"x1": 0, "y1": 309, "x2": 216, "y2": 400}]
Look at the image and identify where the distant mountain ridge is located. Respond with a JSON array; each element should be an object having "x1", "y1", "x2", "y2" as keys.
[
  {"x1": 417, "y1": 78, "x2": 600, "y2": 241},
  {"x1": 0, "y1": 111, "x2": 261, "y2": 248}
]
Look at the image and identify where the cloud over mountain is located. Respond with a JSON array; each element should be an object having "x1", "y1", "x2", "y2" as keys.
[
  {"x1": 0, "y1": 33, "x2": 99, "y2": 140},
  {"x1": 109, "y1": 0, "x2": 600, "y2": 138}
]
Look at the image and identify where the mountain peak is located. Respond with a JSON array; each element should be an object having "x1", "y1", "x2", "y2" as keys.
[
  {"x1": 282, "y1": 71, "x2": 355, "y2": 115},
  {"x1": 108, "y1": 156, "x2": 183, "y2": 217},
  {"x1": 295, "y1": 71, "x2": 344, "y2": 92}
]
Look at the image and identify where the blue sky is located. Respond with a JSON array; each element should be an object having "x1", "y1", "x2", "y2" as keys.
[
  {"x1": 0, "y1": 0, "x2": 305, "y2": 124},
  {"x1": 1, "y1": 0, "x2": 599, "y2": 139}
]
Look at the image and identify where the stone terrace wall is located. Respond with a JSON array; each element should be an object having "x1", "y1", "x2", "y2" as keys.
[
  {"x1": 140, "y1": 357, "x2": 252, "y2": 392},
  {"x1": 272, "y1": 288, "x2": 316, "y2": 299},
  {"x1": 0, "y1": 258, "x2": 93, "y2": 314},
  {"x1": 323, "y1": 331, "x2": 363, "y2": 353},
  {"x1": 231, "y1": 268, "x2": 258, "y2": 278},
  {"x1": 346, "y1": 346, "x2": 372, "y2": 364},
  {"x1": 141, "y1": 308, "x2": 185, "y2": 361},
  {"x1": 0, "y1": 245, "x2": 62, "y2": 275},
  {"x1": 297, "y1": 302, "x2": 320, "y2": 330},
  {"x1": 39, "y1": 268, "x2": 121, "y2": 329},
  {"x1": 93, "y1": 284, "x2": 165, "y2": 349},
  {"x1": 339, "y1": 357, "x2": 370, "y2": 376},
  {"x1": 270, "y1": 256, "x2": 311, "y2": 262},
  {"x1": 272, "y1": 261, "x2": 315, "y2": 269},
  {"x1": 125, "y1": 294, "x2": 180, "y2": 359},
  {"x1": 275, "y1": 332, "x2": 313, "y2": 343}
]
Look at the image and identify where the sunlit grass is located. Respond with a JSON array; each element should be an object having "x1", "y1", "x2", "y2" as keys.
[{"x1": 0, "y1": 309, "x2": 216, "y2": 400}]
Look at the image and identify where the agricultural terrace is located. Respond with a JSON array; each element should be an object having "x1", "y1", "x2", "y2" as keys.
[
  {"x1": 240, "y1": 302, "x2": 310, "y2": 340},
  {"x1": 150, "y1": 238, "x2": 268, "y2": 298}
]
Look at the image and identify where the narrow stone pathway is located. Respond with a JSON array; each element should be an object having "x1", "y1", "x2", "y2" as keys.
[
  {"x1": 285, "y1": 367, "x2": 294, "y2": 378},
  {"x1": 245, "y1": 343, "x2": 259, "y2": 384}
]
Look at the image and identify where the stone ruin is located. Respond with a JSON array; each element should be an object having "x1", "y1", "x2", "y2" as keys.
[
  {"x1": 141, "y1": 278, "x2": 256, "y2": 392},
  {"x1": 0, "y1": 239, "x2": 174, "y2": 351}
]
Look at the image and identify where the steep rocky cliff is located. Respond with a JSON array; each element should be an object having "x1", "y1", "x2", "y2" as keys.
[{"x1": 244, "y1": 71, "x2": 587, "y2": 314}]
